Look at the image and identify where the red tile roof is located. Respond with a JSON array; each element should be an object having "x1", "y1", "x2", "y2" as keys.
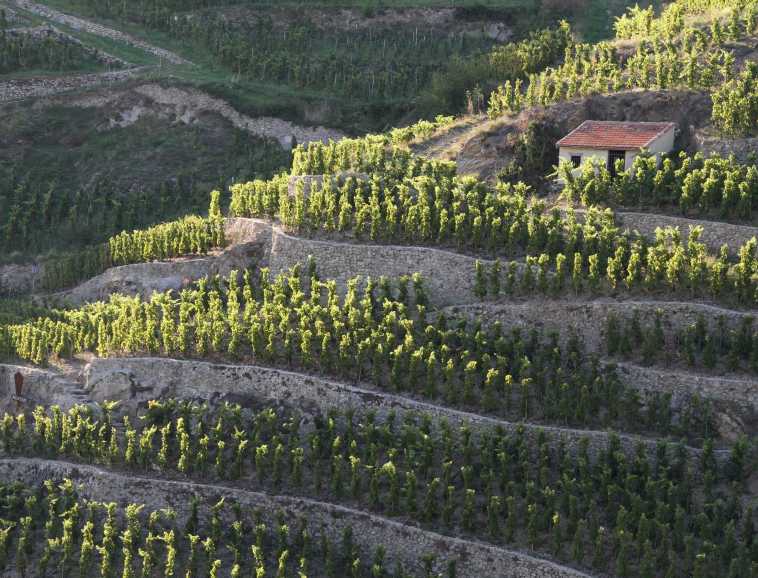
[{"x1": 556, "y1": 121, "x2": 676, "y2": 150}]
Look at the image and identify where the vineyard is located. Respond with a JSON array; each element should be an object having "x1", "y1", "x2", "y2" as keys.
[
  {"x1": 558, "y1": 151, "x2": 758, "y2": 222},
  {"x1": 0, "y1": 0, "x2": 757, "y2": 576},
  {"x1": 0, "y1": 27, "x2": 111, "y2": 74},
  {"x1": 0, "y1": 102, "x2": 289, "y2": 266},
  {"x1": 487, "y1": 0, "x2": 758, "y2": 137}
]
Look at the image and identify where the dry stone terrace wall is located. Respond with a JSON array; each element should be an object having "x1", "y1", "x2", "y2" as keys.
[
  {"x1": 563, "y1": 208, "x2": 757, "y2": 256},
  {"x1": 267, "y1": 224, "x2": 485, "y2": 308},
  {"x1": 19, "y1": 217, "x2": 755, "y2": 313},
  {"x1": 0, "y1": 67, "x2": 147, "y2": 102},
  {"x1": 0, "y1": 363, "x2": 88, "y2": 411},
  {"x1": 82, "y1": 356, "x2": 722, "y2": 463},
  {"x1": 36, "y1": 218, "x2": 500, "y2": 308},
  {"x1": 612, "y1": 210, "x2": 757, "y2": 255},
  {"x1": 610, "y1": 362, "x2": 757, "y2": 442},
  {"x1": 231, "y1": 218, "x2": 533, "y2": 308},
  {"x1": 44, "y1": 240, "x2": 265, "y2": 307},
  {"x1": 613, "y1": 361, "x2": 757, "y2": 409},
  {"x1": 697, "y1": 133, "x2": 758, "y2": 164},
  {"x1": 447, "y1": 299, "x2": 754, "y2": 354},
  {"x1": 0, "y1": 458, "x2": 594, "y2": 578}
]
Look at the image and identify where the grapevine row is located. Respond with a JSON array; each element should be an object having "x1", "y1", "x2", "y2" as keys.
[
  {"x1": 0, "y1": 29, "x2": 106, "y2": 74},
  {"x1": 0, "y1": 476, "x2": 447, "y2": 578},
  {"x1": 558, "y1": 151, "x2": 758, "y2": 221},
  {"x1": 488, "y1": 0, "x2": 758, "y2": 137},
  {"x1": 231, "y1": 171, "x2": 757, "y2": 305},
  {"x1": 0, "y1": 400, "x2": 753, "y2": 577},
  {"x1": 0, "y1": 267, "x2": 736, "y2": 440},
  {"x1": 38, "y1": 193, "x2": 225, "y2": 294}
]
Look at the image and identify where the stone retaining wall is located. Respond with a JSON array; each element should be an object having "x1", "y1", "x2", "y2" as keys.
[
  {"x1": 83, "y1": 356, "x2": 722, "y2": 463},
  {"x1": 447, "y1": 299, "x2": 753, "y2": 354},
  {"x1": 0, "y1": 458, "x2": 593, "y2": 578},
  {"x1": 613, "y1": 210, "x2": 757, "y2": 255},
  {"x1": 230, "y1": 218, "x2": 517, "y2": 308},
  {"x1": 0, "y1": 363, "x2": 85, "y2": 412},
  {"x1": 613, "y1": 361, "x2": 756, "y2": 409},
  {"x1": 268, "y1": 225, "x2": 484, "y2": 307},
  {"x1": 45, "y1": 241, "x2": 265, "y2": 307},
  {"x1": 0, "y1": 67, "x2": 148, "y2": 102},
  {"x1": 11, "y1": 218, "x2": 493, "y2": 307}
]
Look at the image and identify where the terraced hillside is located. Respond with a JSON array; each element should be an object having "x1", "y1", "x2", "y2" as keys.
[
  {"x1": 0, "y1": 0, "x2": 650, "y2": 267},
  {"x1": 0, "y1": 0, "x2": 756, "y2": 577}
]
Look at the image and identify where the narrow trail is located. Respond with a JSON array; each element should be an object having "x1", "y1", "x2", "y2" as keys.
[
  {"x1": 0, "y1": 457, "x2": 597, "y2": 578},
  {"x1": 9, "y1": 0, "x2": 191, "y2": 65},
  {"x1": 411, "y1": 115, "x2": 496, "y2": 160}
]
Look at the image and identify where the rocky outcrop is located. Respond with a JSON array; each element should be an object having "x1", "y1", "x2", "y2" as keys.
[
  {"x1": 0, "y1": 262, "x2": 43, "y2": 297},
  {"x1": 0, "y1": 458, "x2": 593, "y2": 578},
  {"x1": 436, "y1": 89, "x2": 714, "y2": 179},
  {"x1": 128, "y1": 84, "x2": 344, "y2": 149}
]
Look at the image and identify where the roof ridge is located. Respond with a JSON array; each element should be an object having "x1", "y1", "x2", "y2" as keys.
[{"x1": 556, "y1": 120, "x2": 676, "y2": 150}]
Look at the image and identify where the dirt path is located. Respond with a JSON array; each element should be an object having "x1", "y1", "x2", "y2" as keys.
[
  {"x1": 0, "y1": 457, "x2": 596, "y2": 578},
  {"x1": 9, "y1": 0, "x2": 191, "y2": 65},
  {"x1": 411, "y1": 114, "x2": 497, "y2": 160}
]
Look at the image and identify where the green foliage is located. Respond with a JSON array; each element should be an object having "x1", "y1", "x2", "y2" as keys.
[
  {"x1": 1, "y1": 400, "x2": 754, "y2": 577},
  {"x1": 422, "y1": 23, "x2": 571, "y2": 113},
  {"x1": 0, "y1": 477, "x2": 446, "y2": 578},
  {"x1": 38, "y1": 208, "x2": 226, "y2": 294},
  {"x1": 0, "y1": 267, "x2": 723, "y2": 438},
  {"x1": 56, "y1": 0, "x2": 501, "y2": 105},
  {"x1": 488, "y1": 0, "x2": 756, "y2": 133},
  {"x1": 0, "y1": 30, "x2": 107, "y2": 74},
  {"x1": 477, "y1": 220, "x2": 757, "y2": 306},
  {"x1": 606, "y1": 311, "x2": 757, "y2": 373},
  {"x1": 712, "y1": 62, "x2": 758, "y2": 137},
  {"x1": 561, "y1": 151, "x2": 758, "y2": 221},
  {"x1": 0, "y1": 109, "x2": 288, "y2": 262}
]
